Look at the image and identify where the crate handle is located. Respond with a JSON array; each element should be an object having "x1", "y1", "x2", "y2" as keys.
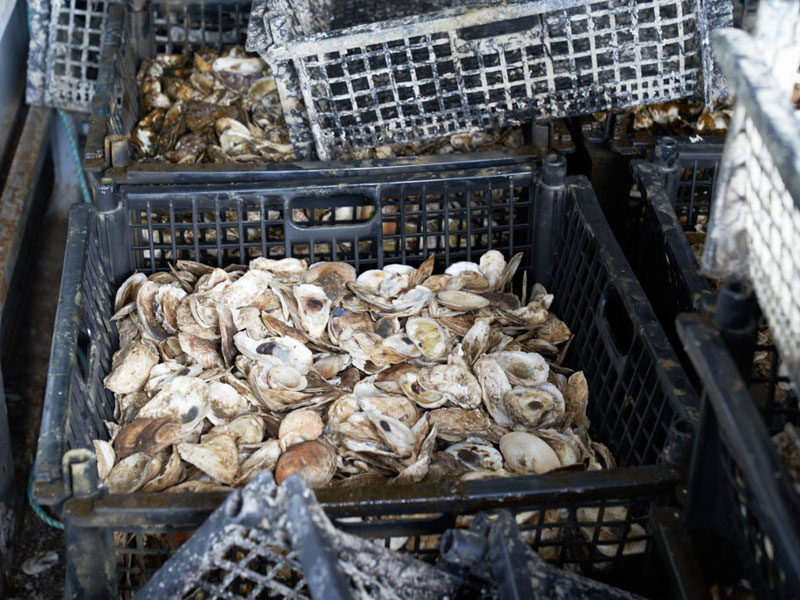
[
  {"x1": 596, "y1": 285, "x2": 634, "y2": 369},
  {"x1": 456, "y1": 14, "x2": 542, "y2": 41},
  {"x1": 283, "y1": 189, "x2": 383, "y2": 244}
]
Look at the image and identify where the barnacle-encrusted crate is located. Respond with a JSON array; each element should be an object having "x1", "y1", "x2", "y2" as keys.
[
  {"x1": 35, "y1": 160, "x2": 698, "y2": 596},
  {"x1": 704, "y1": 0, "x2": 800, "y2": 396},
  {"x1": 247, "y1": 0, "x2": 733, "y2": 159},
  {"x1": 84, "y1": 0, "x2": 572, "y2": 191}
]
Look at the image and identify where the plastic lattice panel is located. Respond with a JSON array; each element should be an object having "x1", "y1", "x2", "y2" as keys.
[
  {"x1": 704, "y1": 5, "x2": 800, "y2": 396},
  {"x1": 27, "y1": 0, "x2": 115, "y2": 112},
  {"x1": 719, "y1": 435, "x2": 792, "y2": 599},
  {"x1": 171, "y1": 526, "x2": 310, "y2": 599},
  {"x1": 27, "y1": 0, "x2": 251, "y2": 112},
  {"x1": 151, "y1": 1, "x2": 251, "y2": 54},
  {"x1": 254, "y1": 0, "x2": 731, "y2": 159}
]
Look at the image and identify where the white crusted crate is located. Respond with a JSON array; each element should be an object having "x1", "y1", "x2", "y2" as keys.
[
  {"x1": 704, "y1": 0, "x2": 800, "y2": 396},
  {"x1": 247, "y1": 0, "x2": 733, "y2": 159}
]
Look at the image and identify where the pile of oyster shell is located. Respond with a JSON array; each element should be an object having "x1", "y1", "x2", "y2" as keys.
[
  {"x1": 132, "y1": 47, "x2": 525, "y2": 164},
  {"x1": 96, "y1": 251, "x2": 626, "y2": 497},
  {"x1": 133, "y1": 47, "x2": 294, "y2": 163}
]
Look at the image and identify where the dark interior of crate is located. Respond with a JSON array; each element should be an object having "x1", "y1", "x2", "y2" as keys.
[
  {"x1": 66, "y1": 171, "x2": 690, "y2": 593},
  {"x1": 685, "y1": 324, "x2": 800, "y2": 600},
  {"x1": 635, "y1": 151, "x2": 797, "y2": 423}
]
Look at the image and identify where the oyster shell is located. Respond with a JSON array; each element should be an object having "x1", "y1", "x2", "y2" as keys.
[
  {"x1": 503, "y1": 382, "x2": 565, "y2": 429},
  {"x1": 94, "y1": 440, "x2": 116, "y2": 480},
  {"x1": 293, "y1": 283, "x2": 332, "y2": 338},
  {"x1": 278, "y1": 408, "x2": 323, "y2": 450},
  {"x1": 417, "y1": 363, "x2": 482, "y2": 409},
  {"x1": 406, "y1": 317, "x2": 447, "y2": 360},
  {"x1": 177, "y1": 433, "x2": 239, "y2": 484},
  {"x1": 113, "y1": 417, "x2": 183, "y2": 459},
  {"x1": 142, "y1": 447, "x2": 186, "y2": 492},
  {"x1": 436, "y1": 290, "x2": 490, "y2": 311},
  {"x1": 104, "y1": 340, "x2": 160, "y2": 394},
  {"x1": 474, "y1": 356, "x2": 513, "y2": 427},
  {"x1": 428, "y1": 408, "x2": 491, "y2": 442},
  {"x1": 233, "y1": 333, "x2": 313, "y2": 374},
  {"x1": 499, "y1": 432, "x2": 561, "y2": 475},
  {"x1": 105, "y1": 453, "x2": 162, "y2": 494},
  {"x1": 274, "y1": 440, "x2": 336, "y2": 487},
  {"x1": 235, "y1": 439, "x2": 282, "y2": 486},
  {"x1": 479, "y1": 250, "x2": 506, "y2": 290},
  {"x1": 493, "y1": 351, "x2": 549, "y2": 387},
  {"x1": 138, "y1": 376, "x2": 209, "y2": 425},
  {"x1": 446, "y1": 440, "x2": 504, "y2": 472}
]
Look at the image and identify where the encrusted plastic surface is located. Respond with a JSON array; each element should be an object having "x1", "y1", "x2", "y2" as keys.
[
  {"x1": 26, "y1": 0, "x2": 251, "y2": 113},
  {"x1": 134, "y1": 472, "x2": 462, "y2": 600},
  {"x1": 703, "y1": 0, "x2": 800, "y2": 396},
  {"x1": 248, "y1": 0, "x2": 732, "y2": 159},
  {"x1": 26, "y1": 0, "x2": 117, "y2": 112}
]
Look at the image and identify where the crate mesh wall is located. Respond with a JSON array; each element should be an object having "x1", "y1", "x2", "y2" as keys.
[
  {"x1": 674, "y1": 157, "x2": 720, "y2": 231},
  {"x1": 151, "y1": 1, "x2": 251, "y2": 54},
  {"x1": 109, "y1": 495, "x2": 654, "y2": 595},
  {"x1": 634, "y1": 154, "x2": 797, "y2": 422},
  {"x1": 28, "y1": 0, "x2": 251, "y2": 112},
  {"x1": 259, "y1": 0, "x2": 730, "y2": 158},
  {"x1": 731, "y1": 119, "x2": 800, "y2": 397},
  {"x1": 38, "y1": 0, "x2": 114, "y2": 112},
  {"x1": 704, "y1": 13, "x2": 800, "y2": 395},
  {"x1": 718, "y1": 437, "x2": 793, "y2": 600}
]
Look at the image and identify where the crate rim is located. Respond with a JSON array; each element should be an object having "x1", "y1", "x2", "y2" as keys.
[
  {"x1": 261, "y1": 0, "x2": 589, "y2": 60},
  {"x1": 60, "y1": 464, "x2": 685, "y2": 528}
]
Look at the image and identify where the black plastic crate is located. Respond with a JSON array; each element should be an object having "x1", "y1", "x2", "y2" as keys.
[
  {"x1": 83, "y1": 0, "x2": 573, "y2": 190},
  {"x1": 629, "y1": 139, "x2": 796, "y2": 421},
  {"x1": 35, "y1": 160, "x2": 698, "y2": 595},
  {"x1": 678, "y1": 314, "x2": 800, "y2": 600}
]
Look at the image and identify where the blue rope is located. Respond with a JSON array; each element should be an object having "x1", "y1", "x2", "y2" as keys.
[
  {"x1": 27, "y1": 469, "x2": 64, "y2": 530},
  {"x1": 56, "y1": 109, "x2": 93, "y2": 204}
]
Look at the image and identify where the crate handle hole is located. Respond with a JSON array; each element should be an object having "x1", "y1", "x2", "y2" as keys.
[
  {"x1": 76, "y1": 328, "x2": 91, "y2": 380},
  {"x1": 457, "y1": 15, "x2": 542, "y2": 42},
  {"x1": 289, "y1": 194, "x2": 378, "y2": 229}
]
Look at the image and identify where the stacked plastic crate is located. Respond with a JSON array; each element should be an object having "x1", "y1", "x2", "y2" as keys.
[{"x1": 28, "y1": 0, "x2": 755, "y2": 597}]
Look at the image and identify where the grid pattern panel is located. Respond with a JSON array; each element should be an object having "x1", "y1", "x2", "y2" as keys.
[
  {"x1": 124, "y1": 175, "x2": 534, "y2": 277},
  {"x1": 719, "y1": 430, "x2": 794, "y2": 600},
  {"x1": 114, "y1": 526, "x2": 309, "y2": 597},
  {"x1": 110, "y1": 495, "x2": 657, "y2": 594},
  {"x1": 331, "y1": 0, "x2": 456, "y2": 28},
  {"x1": 44, "y1": 0, "x2": 114, "y2": 112},
  {"x1": 66, "y1": 211, "x2": 117, "y2": 450},
  {"x1": 736, "y1": 117, "x2": 800, "y2": 402},
  {"x1": 151, "y1": 1, "x2": 251, "y2": 54},
  {"x1": 675, "y1": 158, "x2": 720, "y2": 230},
  {"x1": 549, "y1": 200, "x2": 677, "y2": 466},
  {"x1": 278, "y1": 0, "x2": 710, "y2": 158}
]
